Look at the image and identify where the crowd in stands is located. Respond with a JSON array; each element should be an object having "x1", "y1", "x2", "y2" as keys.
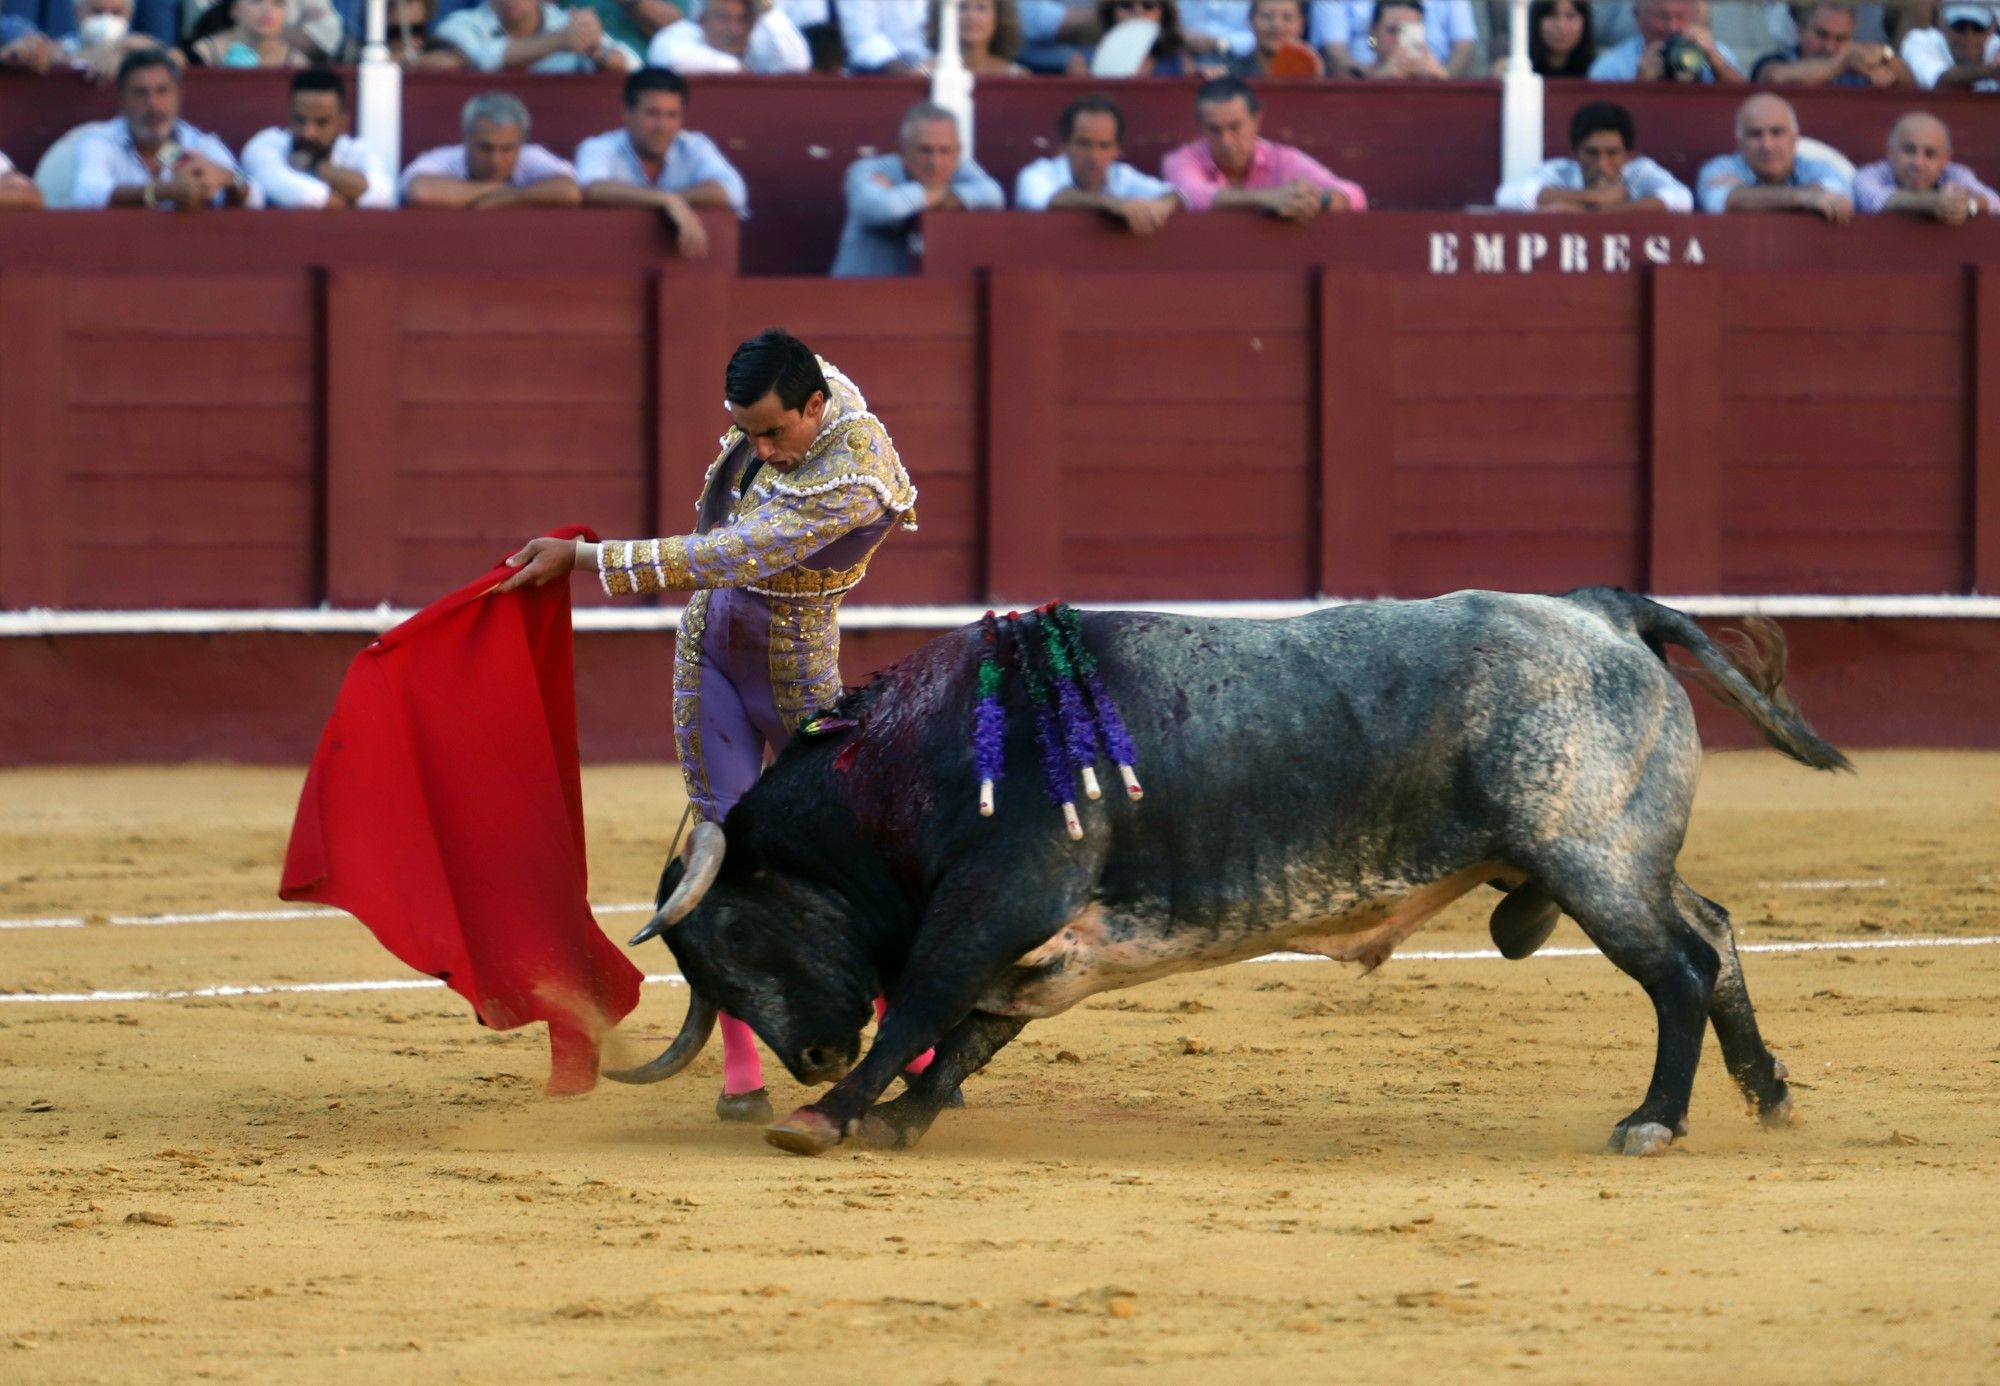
[
  {"x1": 3, "y1": 0, "x2": 1999, "y2": 84},
  {"x1": 1, "y1": 4, "x2": 1996, "y2": 249}
]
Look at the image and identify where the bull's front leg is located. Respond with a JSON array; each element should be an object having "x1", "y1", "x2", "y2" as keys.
[
  {"x1": 856, "y1": 1012, "x2": 1027, "y2": 1150},
  {"x1": 765, "y1": 871, "x2": 1084, "y2": 1157}
]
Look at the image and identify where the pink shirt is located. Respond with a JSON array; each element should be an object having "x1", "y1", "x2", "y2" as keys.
[{"x1": 1161, "y1": 137, "x2": 1368, "y2": 213}]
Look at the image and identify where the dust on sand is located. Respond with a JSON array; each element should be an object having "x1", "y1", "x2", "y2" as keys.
[{"x1": 1, "y1": 753, "x2": 1997, "y2": 1384}]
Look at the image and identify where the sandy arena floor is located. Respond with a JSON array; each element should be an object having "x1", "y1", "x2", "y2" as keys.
[{"x1": 1, "y1": 752, "x2": 1998, "y2": 1384}]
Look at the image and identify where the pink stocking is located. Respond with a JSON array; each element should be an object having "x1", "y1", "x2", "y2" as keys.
[
  {"x1": 719, "y1": 1012, "x2": 764, "y2": 1094},
  {"x1": 874, "y1": 996, "x2": 934, "y2": 1075}
]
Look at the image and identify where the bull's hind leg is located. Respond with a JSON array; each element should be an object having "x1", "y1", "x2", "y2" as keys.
[
  {"x1": 1554, "y1": 874, "x2": 1720, "y2": 1155},
  {"x1": 1673, "y1": 879, "x2": 1794, "y2": 1127},
  {"x1": 857, "y1": 1013, "x2": 1027, "y2": 1150}
]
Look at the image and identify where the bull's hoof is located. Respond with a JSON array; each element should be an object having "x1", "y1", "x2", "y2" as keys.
[
  {"x1": 716, "y1": 1087, "x2": 774, "y2": 1124},
  {"x1": 1758, "y1": 1089, "x2": 1797, "y2": 1129},
  {"x1": 856, "y1": 1109, "x2": 919, "y2": 1149},
  {"x1": 1607, "y1": 1120, "x2": 1678, "y2": 1156},
  {"x1": 765, "y1": 1106, "x2": 843, "y2": 1156}
]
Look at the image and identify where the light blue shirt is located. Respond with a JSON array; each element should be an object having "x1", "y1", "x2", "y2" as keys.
[
  {"x1": 1588, "y1": 31, "x2": 1741, "y2": 81},
  {"x1": 1494, "y1": 155, "x2": 1693, "y2": 212},
  {"x1": 1013, "y1": 154, "x2": 1179, "y2": 210},
  {"x1": 1178, "y1": 1, "x2": 1254, "y2": 56},
  {"x1": 1696, "y1": 151, "x2": 1851, "y2": 213},
  {"x1": 574, "y1": 129, "x2": 748, "y2": 216},
  {"x1": 1309, "y1": 0, "x2": 1476, "y2": 63},
  {"x1": 67, "y1": 118, "x2": 257, "y2": 209},
  {"x1": 434, "y1": 1, "x2": 641, "y2": 72},
  {"x1": 831, "y1": 151, "x2": 1004, "y2": 278}
]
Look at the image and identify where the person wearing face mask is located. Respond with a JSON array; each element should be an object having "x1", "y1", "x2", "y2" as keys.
[
  {"x1": 1853, "y1": 110, "x2": 1998, "y2": 223},
  {"x1": 181, "y1": 0, "x2": 309, "y2": 64},
  {"x1": 59, "y1": 0, "x2": 164, "y2": 82}
]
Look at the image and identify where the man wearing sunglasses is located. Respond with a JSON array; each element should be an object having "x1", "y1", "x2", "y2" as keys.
[{"x1": 1913, "y1": 3, "x2": 2000, "y2": 90}]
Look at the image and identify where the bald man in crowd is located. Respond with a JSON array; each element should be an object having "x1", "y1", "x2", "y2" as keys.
[
  {"x1": 1853, "y1": 111, "x2": 1999, "y2": 223},
  {"x1": 1697, "y1": 92, "x2": 1853, "y2": 223}
]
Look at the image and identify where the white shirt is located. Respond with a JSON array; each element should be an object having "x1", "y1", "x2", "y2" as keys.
[
  {"x1": 0, "y1": 150, "x2": 13, "y2": 177},
  {"x1": 67, "y1": 118, "x2": 261, "y2": 209},
  {"x1": 398, "y1": 142, "x2": 577, "y2": 201},
  {"x1": 433, "y1": 1, "x2": 641, "y2": 72},
  {"x1": 646, "y1": 7, "x2": 810, "y2": 72},
  {"x1": 574, "y1": 128, "x2": 750, "y2": 215},
  {"x1": 1494, "y1": 155, "x2": 1694, "y2": 213},
  {"x1": 1013, "y1": 154, "x2": 1180, "y2": 210},
  {"x1": 1901, "y1": 25, "x2": 2000, "y2": 89},
  {"x1": 240, "y1": 127, "x2": 394, "y2": 209},
  {"x1": 837, "y1": 0, "x2": 928, "y2": 69}
]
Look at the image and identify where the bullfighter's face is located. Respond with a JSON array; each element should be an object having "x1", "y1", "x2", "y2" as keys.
[{"x1": 667, "y1": 880, "x2": 877, "y2": 1086}]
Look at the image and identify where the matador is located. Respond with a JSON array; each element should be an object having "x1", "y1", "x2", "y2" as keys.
[{"x1": 502, "y1": 329, "x2": 919, "y2": 1121}]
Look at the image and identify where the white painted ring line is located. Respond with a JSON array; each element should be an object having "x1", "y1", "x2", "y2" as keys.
[
  {"x1": 0, "y1": 878, "x2": 1915, "y2": 934},
  {"x1": 4, "y1": 936, "x2": 1997, "y2": 1006}
]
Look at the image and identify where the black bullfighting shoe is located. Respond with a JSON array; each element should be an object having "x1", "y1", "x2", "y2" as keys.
[{"x1": 716, "y1": 1087, "x2": 775, "y2": 1123}]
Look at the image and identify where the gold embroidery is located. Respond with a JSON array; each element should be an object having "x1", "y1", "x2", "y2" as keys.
[
  {"x1": 672, "y1": 590, "x2": 716, "y2": 819},
  {"x1": 843, "y1": 424, "x2": 871, "y2": 453},
  {"x1": 767, "y1": 597, "x2": 844, "y2": 734},
  {"x1": 661, "y1": 536, "x2": 693, "y2": 589}
]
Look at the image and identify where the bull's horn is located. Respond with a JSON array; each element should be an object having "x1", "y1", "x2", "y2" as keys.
[
  {"x1": 602, "y1": 989, "x2": 719, "y2": 1084},
  {"x1": 627, "y1": 821, "x2": 727, "y2": 947}
]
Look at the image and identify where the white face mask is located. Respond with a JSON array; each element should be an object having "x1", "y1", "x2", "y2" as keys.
[{"x1": 79, "y1": 12, "x2": 131, "y2": 45}]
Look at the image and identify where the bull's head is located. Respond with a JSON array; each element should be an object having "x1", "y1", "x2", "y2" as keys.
[{"x1": 602, "y1": 823, "x2": 878, "y2": 1089}]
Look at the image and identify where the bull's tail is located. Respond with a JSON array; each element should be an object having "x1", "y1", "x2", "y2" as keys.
[{"x1": 1564, "y1": 587, "x2": 1853, "y2": 773}]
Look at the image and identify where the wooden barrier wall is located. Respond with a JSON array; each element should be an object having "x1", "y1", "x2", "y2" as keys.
[{"x1": 8, "y1": 71, "x2": 2000, "y2": 273}]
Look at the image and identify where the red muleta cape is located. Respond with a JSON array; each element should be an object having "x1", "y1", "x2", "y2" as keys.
[{"x1": 278, "y1": 526, "x2": 642, "y2": 1094}]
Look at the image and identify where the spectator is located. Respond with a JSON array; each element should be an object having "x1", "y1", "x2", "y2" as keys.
[
  {"x1": 925, "y1": 0, "x2": 1026, "y2": 73},
  {"x1": 1904, "y1": 2, "x2": 2000, "y2": 89},
  {"x1": 1494, "y1": 99, "x2": 1692, "y2": 211},
  {"x1": 1161, "y1": 74, "x2": 1365, "y2": 217},
  {"x1": 0, "y1": 11, "x2": 60, "y2": 69},
  {"x1": 1855, "y1": 110, "x2": 1999, "y2": 222},
  {"x1": 1314, "y1": 0, "x2": 1477, "y2": 76},
  {"x1": 1227, "y1": 0, "x2": 1323, "y2": 75},
  {"x1": 0, "y1": 148, "x2": 45, "y2": 209},
  {"x1": 838, "y1": 0, "x2": 928, "y2": 69},
  {"x1": 1014, "y1": 93, "x2": 1182, "y2": 233},
  {"x1": 181, "y1": 0, "x2": 310, "y2": 65},
  {"x1": 647, "y1": 0, "x2": 810, "y2": 72},
  {"x1": 831, "y1": 100, "x2": 1002, "y2": 276},
  {"x1": 400, "y1": 90, "x2": 583, "y2": 207},
  {"x1": 1354, "y1": 0, "x2": 1450, "y2": 77},
  {"x1": 1015, "y1": 0, "x2": 1100, "y2": 70},
  {"x1": 433, "y1": 0, "x2": 637, "y2": 72},
  {"x1": 240, "y1": 66, "x2": 393, "y2": 208},
  {"x1": 67, "y1": 49, "x2": 259, "y2": 208},
  {"x1": 1752, "y1": 2, "x2": 1912, "y2": 85},
  {"x1": 1071, "y1": 0, "x2": 1194, "y2": 73},
  {"x1": 562, "y1": 0, "x2": 683, "y2": 55},
  {"x1": 1697, "y1": 92, "x2": 1852, "y2": 222},
  {"x1": 1177, "y1": 0, "x2": 1253, "y2": 57},
  {"x1": 1588, "y1": 0, "x2": 1743, "y2": 82},
  {"x1": 60, "y1": 0, "x2": 164, "y2": 82},
  {"x1": 1492, "y1": 0, "x2": 1593, "y2": 76},
  {"x1": 364, "y1": 0, "x2": 462, "y2": 63},
  {"x1": 576, "y1": 68, "x2": 745, "y2": 257},
  {"x1": 181, "y1": 0, "x2": 346, "y2": 60}
]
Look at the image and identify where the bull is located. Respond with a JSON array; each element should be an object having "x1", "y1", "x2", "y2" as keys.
[{"x1": 604, "y1": 588, "x2": 1849, "y2": 1158}]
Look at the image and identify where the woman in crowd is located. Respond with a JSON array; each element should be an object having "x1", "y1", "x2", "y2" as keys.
[
  {"x1": 1072, "y1": 0, "x2": 1193, "y2": 74},
  {"x1": 1512, "y1": 0, "x2": 1594, "y2": 75},
  {"x1": 1360, "y1": 0, "x2": 1448, "y2": 77},
  {"x1": 926, "y1": 0, "x2": 1027, "y2": 74},
  {"x1": 180, "y1": 0, "x2": 310, "y2": 65},
  {"x1": 1227, "y1": 0, "x2": 1324, "y2": 75}
]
